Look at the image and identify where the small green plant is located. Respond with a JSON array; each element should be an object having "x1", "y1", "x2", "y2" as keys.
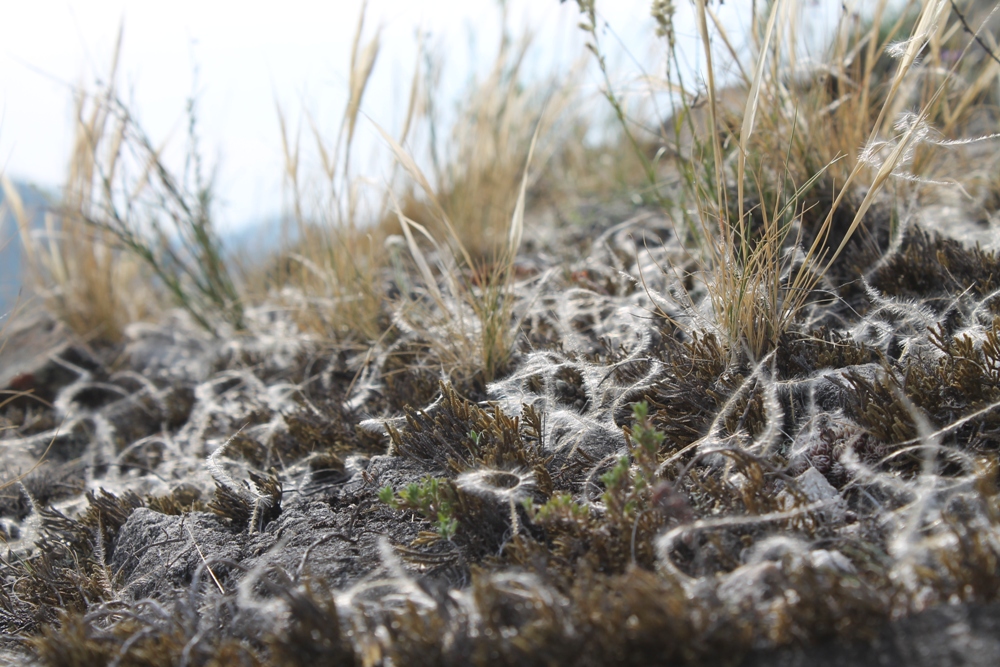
[
  {"x1": 627, "y1": 401, "x2": 664, "y2": 478},
  {"x1": 377, "y1": 485, "x2": 398, "y2": 509},
  {"x1": 435, "y1": 513, "x2": 459, "y2": 542},
  {"x1": 525, "y1": 492, "x2": 590, "y2": 523},
  {"x1": 515, "y1": 410, "x2": 671, "y2": 573},
  {"x1": 600, "y1": 455, "x2": 637, "y2": 520},
  {"x1": 599, "y1": 402, "x2": 668, "y2": 521},
  {"x1": 379, "y1": 476, "x2": 459, "y2": 541}
]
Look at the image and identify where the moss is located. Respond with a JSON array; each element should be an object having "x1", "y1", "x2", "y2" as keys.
[
  {"x1": 388, "y1": 383, "x2": 550, "y2": 488},
  {"x1": 12, "y1": 202, "x2": 1000, "y2": 667},
  {"x1": 31, "y1": 613, "x2": 264, "y2": 667},
  {"x1": 1, "y1": 489, "x2": 145, "y2": 633},
  {"x1": 869, "y1": 228, "x2": 1000, "y2": 309},
  {"x1": 208, "y1": 469, "x2": 282, "y2": 531},
  {"x1": 265, "y1": 580, "x2": 356, "y2": 667},
  {"x1": 629, "y1": 331, "x2": 734, "y2": 446},
  {"x1": 836, "y1": 318, "x2": 1000, "y2": 459},
  {"x1": 284, "y1": 392, "x2": 385, "y2": 461},
  {"x1": 775, "y1": 329, "x2": 876, "y2": 378},
  {"x1": 145, "y1": 484, "x2": 207, "y2": 515}
]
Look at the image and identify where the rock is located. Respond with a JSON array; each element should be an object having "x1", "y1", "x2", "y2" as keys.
[
  {"x1": 238, "y1": 495, "x2": 415, "y2": 590},
  {"x1": 123, "y1": 315, "x2": 220, "y2": 384},
  {"x1": 110, "y1": 462, "x2": 444, "y2": 607},
  {"x1": 776, "y1": 466, "x2": 847, "y2": 525},
  {"x1": 720, "y1": 536, "x2": 856, "y2": 611},
  {"x1": 111, "y1": 508, "x2": 247, "y2": 602},
  {"x1": 718, "y1": 560, "x2": 786, "y2": 609},
  {"x1": 0, "y1": 311, "x2": 101, "y2": 407}
]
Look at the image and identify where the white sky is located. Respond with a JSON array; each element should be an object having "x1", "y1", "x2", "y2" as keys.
[{"x1": 0, "y1": 0, "x2": 845, "y2": 231}]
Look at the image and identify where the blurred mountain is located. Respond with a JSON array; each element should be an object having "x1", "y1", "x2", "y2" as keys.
[
  {"x1": 0, "y1": 179, "x2": 288, "y2": 322},
  {"x1": 0, "y1": 180, "x2": 51, "y2": 316},
  {"x1": 222, "y1": 215, "x2": 287, "y2": 264}
]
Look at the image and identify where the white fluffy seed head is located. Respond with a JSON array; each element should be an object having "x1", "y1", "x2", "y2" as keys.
[{"x1": 454, "y1": 467, "x2": 536, "y2": 503}]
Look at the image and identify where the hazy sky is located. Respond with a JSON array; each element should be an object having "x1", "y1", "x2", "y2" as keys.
[{"x1": 0, "y1": 0, "x2": 841, "y2": 231}]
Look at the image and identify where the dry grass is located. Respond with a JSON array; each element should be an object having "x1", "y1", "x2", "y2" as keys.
[
  {"x1": 406, "y1": 24, "x2": 585, "y2": 261},
  {"x1": 573, "y1": 0, "x2": 995, "y2": 361},
  {"x1": 13, "y1": 0, "x2": 997, "y2": 361},
  {"x1": 0, "y1": 12, "x2": 345, "y2": 347},
  {"x1": 371, "y1": 16, "x2": 587, "y2": 385},
  {"x1": 8, "y1": 28, "x2": 251, "y2": 341},
  {"x1": 269, "y1": 5, "x2": 391, "y2": 344},
  {"x1": 269, "y1": 3, "x2": 587, "y2": 385},
  {"x1": 2, "y1": 162, "x2": 149, "y2": 344},
  {"x1": 378, "y1": 116, "x2": 538, "y2": 385},
  {"x1": 4, "y1": 0, "x2": 591, "y2": 392}
]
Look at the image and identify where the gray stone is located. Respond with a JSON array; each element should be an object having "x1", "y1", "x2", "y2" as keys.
[
  {"x1": 0, "y1": 311, "x2": 100, "y2": 406},
  {"x1": 111, "y1": 508, "x2": 247, "y2": 601}
]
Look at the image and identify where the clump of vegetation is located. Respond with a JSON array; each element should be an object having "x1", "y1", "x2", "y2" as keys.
[{"x1": 380, "y1": 476, "x2": 461, "y2": 541}]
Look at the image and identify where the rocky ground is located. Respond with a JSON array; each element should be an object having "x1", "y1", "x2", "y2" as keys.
[{"x1": 4, "y1": 197, "x2": 1000, "y2": 665}]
